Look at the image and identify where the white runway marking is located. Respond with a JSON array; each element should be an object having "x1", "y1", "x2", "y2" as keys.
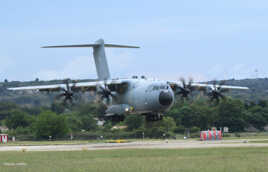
[{"x1": 3, "y1": 162, "x2": 27, "y2": 166}]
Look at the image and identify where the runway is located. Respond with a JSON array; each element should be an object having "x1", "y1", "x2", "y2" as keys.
[{"x1": 1, "y1": 139, "x2": 268, "y2": 151}]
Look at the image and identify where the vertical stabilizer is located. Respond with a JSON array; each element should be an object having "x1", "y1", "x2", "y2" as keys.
[
  {"x1": 41, "y1": 39, "x2": 139, "y2": 81},
  {"x1": 93, "y1": 39, "x2": 111, "y2": 80}
]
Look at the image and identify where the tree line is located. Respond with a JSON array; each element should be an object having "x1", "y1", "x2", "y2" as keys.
[{"x1": 0, "y1": 97, "x2": 268, "y2": 140}]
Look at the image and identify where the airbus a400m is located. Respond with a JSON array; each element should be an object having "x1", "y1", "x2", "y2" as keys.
[{"x1": 9, "y1": 39, "x2": 248, "y2": 122}]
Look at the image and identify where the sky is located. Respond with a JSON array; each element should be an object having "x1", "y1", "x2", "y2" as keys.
[{"x1": 1, "y1": 0, "x2": 268, "y2": 82}]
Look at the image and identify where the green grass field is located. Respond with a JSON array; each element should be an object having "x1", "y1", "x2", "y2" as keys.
[{"x1": 0, "y1": 147, "x2": 268, "y2": 172}]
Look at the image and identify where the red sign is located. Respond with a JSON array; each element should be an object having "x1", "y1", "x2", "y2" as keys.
[{"x1": 0, "y1": 134, "x2": 8, "y2": 143}]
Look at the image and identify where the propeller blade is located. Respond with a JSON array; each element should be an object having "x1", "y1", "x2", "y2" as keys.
[
  {"x1": 218, "y1": 93, "x2": 225, "y2": 99},
  {"x1": 188, "y1": 77, "x2": 193, "y2": 86},
  {"x1": 96, "y1": 84, "x2": 114, "y2": 105},
  {"x1": 55, "y1": 93, "x2": 65, "y2": 100},
  {"x1": 71, "y1": 80, "x2": 79, "y2": 92},
  {"x1": 180, "y1": 77, "x2": 186, "y2": 88},
  {"x1": 54, "y1": 79, "x2": 77, "y2": 105},
  {"x1": 176, "y1": 77, "x2": 195, "y2": 99},
  {"x1": 212, "y1": 80, "x2": 217, "y2": 90}
]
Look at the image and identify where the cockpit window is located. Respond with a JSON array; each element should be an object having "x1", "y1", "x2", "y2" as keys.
[{"x1": 152, "y1": 85, "x2": 168, "y2": 91}]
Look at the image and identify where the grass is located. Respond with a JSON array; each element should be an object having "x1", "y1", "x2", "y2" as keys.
[
  {"x1": 250, "y1": 140, "x2": 268, "y2": 143},
  {"x1": 0, "y1": 147, "x2": 268, "y2": 172}
]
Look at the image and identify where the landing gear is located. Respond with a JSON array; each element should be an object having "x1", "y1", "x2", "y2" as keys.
[
  {"x1": 105, "y1": 114, "x2": 125, "y2": 122},
  {"x1": 144, "y1": 113, "x2": 163, "y2": 122}
]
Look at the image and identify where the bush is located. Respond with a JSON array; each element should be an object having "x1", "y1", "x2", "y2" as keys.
[
  {"x1": 174, "y1": 125, "x2": 185, "y2": 134},
  {"x1": 125, "y1": 114, "x2": 145, "y2": 131},
  {"x1": 15, "y1": 126, "x2": 32, "y2": 135},
  {"x1": 235, "y1": 133, "x2": 241, "y2": 137},
  {"x1": 79, "y1": 115, "x2": 97, "y2": 131},
  {"x1": 222, "y1": 133, "x2": 231, "y2": 137},
  {"x1": 33, "y1": 111, "x2": 69, "y2": 139},
  {"x1": 190, "y1": 132, "x2": 201, "y2": 138},
  {"x1": 190, "y1": 126, "x2": 201, "y2": 133},
  {"x1": 5, "y1": 110, "x2": 33, "y2": 129},
  {"x1": 145, "y1": 127, "x2": 166, "y2": 138}
]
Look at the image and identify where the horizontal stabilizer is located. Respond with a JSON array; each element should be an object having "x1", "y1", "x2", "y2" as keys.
[
  {"x1": 42, "y1": 44, "x2": 140, "y2": 49},
  {"x1": 104, "y1": 44, "x2": 140, "y2": 48}
]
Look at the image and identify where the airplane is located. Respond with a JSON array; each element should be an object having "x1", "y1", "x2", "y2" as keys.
[{"x1": 8, "y1": 39, "x2": 249, "y2": 122}]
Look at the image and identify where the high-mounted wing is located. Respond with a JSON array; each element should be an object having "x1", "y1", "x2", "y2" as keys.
[
  {"x1": 168, "y1": 81, "x2": 249, "y2": 91},
  {"x1": 8, "y1": 79, "x2": 129, "y2": 104},
  {"x1": 191, "y1": 83, "x2": 249, "y2": 90},
  {"x1": 168, "y1": 81, "x2": 249, "y2": 90},
  {"x1": 168, "y1": 80, "x2": 249, "y2": 101},
  {"x1": 8, "y1": 82, "x2": 95, "y2": 92},
  {"x1": 7, "y1": 79, "x2": 127, "y2": 93}
]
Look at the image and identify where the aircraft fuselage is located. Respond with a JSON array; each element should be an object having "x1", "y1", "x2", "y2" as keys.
[{"x1": 109, "y1": 78, "x2": 175, "y2": 116}]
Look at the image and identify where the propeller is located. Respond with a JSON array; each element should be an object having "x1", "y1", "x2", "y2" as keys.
[
  {"x1": 206, "y1": 80, "x2": 228, "y2": 103},
  {"x1": 55, "y1": 79, "x2": 78, "y2": 105},
  {"x1": 176, "y1": 77, "x2": 195, "y2": 99},
  {"x1": 96, "y1": 83, "x2": 116, "y2": 105}
]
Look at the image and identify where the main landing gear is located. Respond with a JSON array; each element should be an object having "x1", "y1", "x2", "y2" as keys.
[
  {"x1": 105, "y1": 114, "x2": 125, "y2": 122},
  {"x1": 144, "y1": 113, "x2": 163, "y2": 122}
]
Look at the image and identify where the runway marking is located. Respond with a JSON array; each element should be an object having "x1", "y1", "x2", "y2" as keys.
[{"x1": 3, "y1": 162, "x2": 27, "y2": 166}]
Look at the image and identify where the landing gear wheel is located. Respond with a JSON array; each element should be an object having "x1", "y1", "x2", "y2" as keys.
[
  {"x1": 108, "y1": 114, "x2": 125, "y2": 122},
  {"x1": 145, "y1": 113, "x2": 163, "y2": 122}
]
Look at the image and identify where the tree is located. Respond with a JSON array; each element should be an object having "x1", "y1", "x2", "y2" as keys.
[
  {"x1": 0, "y1": 102, "x2": 18, "y2": 120},
  {"x1": 190, "y1": 102, "x2": 217, "y2": 130},
  {"x1": 76, "y1": 103, "x2": 99, "y2": 117},
  {"x1": 33, "y1": 111, "x2": 69, "y2": 139},
  {"x1": 161, "y1": 117, "x2": 176, "y2": 133},
  {"x1": 51, "y1": 102, "x2": 66, "y2": 114},
  {"x1": 246, "y1": 106, "x2": 268, "y2": 131},
  {"x1": 179, "y1": 106, "x2": 196, "y2": 129},
  {"x1": 79, "y1": 115, "x2": 97, "y2": 131},
  {"x1": 71, "y1": 103, "x2": 99, "y2": 131},
  {"x1": 145, "y1": 117, "x2": 176, "y2": 138},
  {"x1": 5, "y1": 110, "x2": 33, "y2": 129},
  {"x1": 124, "y1": 114, "x2": 145, "y2": 131},
  {"x1": 166, "y1": 107, "x2": 181, "y2": 126},
  {"x1": 215, "y1": 99, "x2": 247, "y2": 132},
  {"x1": 65, "y1": 113, "x2": 82, "y2": 132}
]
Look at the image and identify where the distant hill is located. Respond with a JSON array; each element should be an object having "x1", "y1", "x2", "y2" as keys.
[
  {"x1": 0, "y1": 79, "x2": 97, "y2": 107},
  {"x1": 205, "y1": 78, "x2": 268, "y2": 101},
  {"x1": 0, "y1": 78, "x2": 268, "y2": 106}
]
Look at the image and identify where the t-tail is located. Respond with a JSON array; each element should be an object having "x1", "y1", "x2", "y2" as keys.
[{"x1": 42, "y1": 39, "x2": 139, "y2": 81}]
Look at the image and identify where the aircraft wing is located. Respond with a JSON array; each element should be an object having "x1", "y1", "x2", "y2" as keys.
[
  {"x1": 8, "y1": 84, "x2": 66, "y2": 92},
  {"x1": 191, "y1": 83, "x2": 249, "y2": 90},
  {"x1": 8, "y1": 79, "x2": 128, "y2": 92},
  {"x1": 168, "y1": 81, "x2": 249, "y2": 91}
]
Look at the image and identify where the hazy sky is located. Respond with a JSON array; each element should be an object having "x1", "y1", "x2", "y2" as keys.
[{"x1": 1, "y1": 0, "x2": 268, "y2": 82}]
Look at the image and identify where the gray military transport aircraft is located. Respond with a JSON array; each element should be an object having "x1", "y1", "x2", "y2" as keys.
[{"x1": 8, "y1": 39, "x2": 249, "y2": 122}]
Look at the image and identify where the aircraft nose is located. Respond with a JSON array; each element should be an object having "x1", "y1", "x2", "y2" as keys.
[{"x1": 159, "y1": 91, "x2": 173, "y2": 106}]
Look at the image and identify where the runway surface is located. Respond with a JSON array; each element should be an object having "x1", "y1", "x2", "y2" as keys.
[{"x1": 1, "y1": 139, "x2": 268, "y2": 151}]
